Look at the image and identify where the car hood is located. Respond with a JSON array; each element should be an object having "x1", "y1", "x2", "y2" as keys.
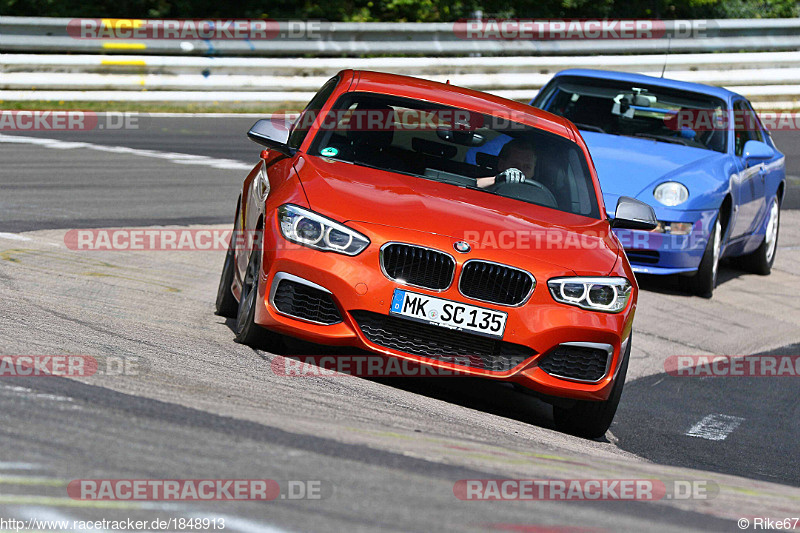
[
  {"x1": 294, "y1": 155, "x2": 620, "y2": 276},
  {"x1": 581, "y1": 132, "x2": 724, "y2": 212}
]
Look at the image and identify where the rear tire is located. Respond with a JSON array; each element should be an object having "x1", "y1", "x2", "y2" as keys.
[
  {"x1": 737, "y1": 196, "x2": 780, "y2": 275},
  {"x1": 234, "y1": 248, "x2": 285, "y2": 352},
  {"x1": 552, "y1": 334, "x2": 631, "y2": 439},
  {"x1": 688, "y1": 216, "x2": 722, "y2": 298}
]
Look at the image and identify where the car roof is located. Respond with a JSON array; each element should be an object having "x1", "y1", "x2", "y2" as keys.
[
  {"x1": 346, "y1": 70, "x2": 576, "y2": 140},
  {"x1": 551, "y1": 69, "x2": 739, "y2": 102}
]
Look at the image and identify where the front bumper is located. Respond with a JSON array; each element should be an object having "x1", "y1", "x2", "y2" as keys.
[
  {"x1": 613, "y1": 208, "x2": 718, "y2": 275},
  {"x1": 254, "y1": 217, "x2": 635, "y2": 402}
]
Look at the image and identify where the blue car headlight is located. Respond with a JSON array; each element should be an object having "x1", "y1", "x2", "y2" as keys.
[
  {"x1": 278, "y1": 204, "x2": 370, "y2": 255},
  {"x1": 653, "y1": 182, "x2": 689, "y2": 206},
  {"x1": 548, "y1": 277, "x2": 632, "y2": 313}
]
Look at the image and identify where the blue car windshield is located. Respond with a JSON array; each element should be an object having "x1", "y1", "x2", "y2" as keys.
[{"x1": 534, "y1": 76, "x2": 728, "y2": 153}]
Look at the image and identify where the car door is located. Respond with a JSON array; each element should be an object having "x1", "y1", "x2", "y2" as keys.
[{"x1": 729, "y1": 99, "x2": 769, "y2": 239}]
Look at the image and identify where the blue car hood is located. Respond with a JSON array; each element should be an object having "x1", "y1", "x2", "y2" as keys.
[{"x1": 581, "y1": 132, "x2": 723, "y2": 212}]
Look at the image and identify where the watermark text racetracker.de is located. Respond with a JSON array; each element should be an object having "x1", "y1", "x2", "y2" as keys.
[
  {"x1": 453, "y1": 478, "x2": 718, "y2": 501},
  {"x1": 460, "y1": 228, "x2": 708, "y2": 251},
  {"x1": 68, "y1": 479, "x2": 332, "y2": 501},
  {"x1": 0, "y1": 355, "x2": 144, "y2": 377},
  {"x1": 64, "y1": 227, "x2": 712, "y2": 252},
  {"x1": 453, "y1": 19, "x2": 710, "y2": 40},
  {"x1": 67, "y1": 18, "x2": 325, "y2": 40},
  {"x1": 0, "y1": 111, "x2": 145, "y2": 132},
  {"x1": 666, "y1": 355, "x2": 800, "y2": 377},
  {"x1": 665, "y1": 109, "x2": 800, "y2": 132},
  {"x1": 267, "y1": 108, "x2": 800, "y2": 134},
  {"x1": 272, "y1": 355, "x2": 476, "y2": 378},
  {"x1": 268, "y1": 108, "x2": 529, "y2": 133},
  {"x1": 64, "y1": 229, "x2": 280, "y2": 252}
]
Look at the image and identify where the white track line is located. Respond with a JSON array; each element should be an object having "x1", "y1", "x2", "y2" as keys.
[
  {"x1": 0, "y1": 462, "x2": 41, "y2": 471},
  {"x1": 0, "y1": 133, "x2": 252, "y2": 171},
  {"x1": 0, "y1": 232, "x2": 32, "y2": 241},
  {"x1": 0, "y1": 384, "x2": 81, "y2": 410},
  {"x1": 685, "y1": 414, "x2": 745, "y2": 441}
]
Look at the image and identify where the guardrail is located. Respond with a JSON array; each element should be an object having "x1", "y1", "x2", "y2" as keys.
[
  {"x1": 2, "y1": 51, "x2": 799, "y2": 107},
  {"x1": 1, "y1": 17, "x2": 799, "y2": 107},
  {"x1": 3, "y1": 16, "x2": 800, "y2": 56}
]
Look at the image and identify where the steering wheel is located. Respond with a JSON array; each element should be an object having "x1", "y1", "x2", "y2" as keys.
[
  {"x1": 520, "y1": 177, "x2": 551, "y2": 193},
  {"x1": 490, "y1": 174, "x2": 559, "y2": 209}
]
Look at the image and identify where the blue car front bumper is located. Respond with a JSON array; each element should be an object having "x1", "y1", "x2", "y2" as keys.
[{"x1": 613, "y1": 209, "x2": 718, "y2": 275}]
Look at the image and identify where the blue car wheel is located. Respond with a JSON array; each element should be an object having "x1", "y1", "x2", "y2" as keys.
[
  {"x1": 688, "y1": 216, "x2": 722, "y2": 298},
  {"x1": 737, "y1": 196, "x2": 781, "y2": 276}
]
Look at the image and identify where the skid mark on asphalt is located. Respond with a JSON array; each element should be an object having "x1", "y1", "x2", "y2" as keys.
[
  {"x1": 685, "y1": 414, "x2": 745, "y2": 441},
  {"x1": 0, "y1": 248, "x2": 181, "y2": 293},
  {"x1": 0, "y1": 133, "x2": 251, "y2": 170}
]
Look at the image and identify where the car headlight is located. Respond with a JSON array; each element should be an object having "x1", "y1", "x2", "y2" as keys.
[
  {"x1": 547, "y1": 277, "x2": 632, "y2": 313},
  {"x1": 278, "y1": 204, "x2": 370, "y2": 256},
  {"x1": 653, "y1": 182, "x2": 689, "y2": 206}
]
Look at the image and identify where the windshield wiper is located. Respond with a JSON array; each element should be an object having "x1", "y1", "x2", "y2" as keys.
[
  {"x1": 629, "y1": 133, "x2": 692, "y2": 146},
  {"x1": 573, "y1": 122, "x2": 606, "y2": 134}
]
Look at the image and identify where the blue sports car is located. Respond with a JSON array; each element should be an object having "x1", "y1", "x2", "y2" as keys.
[{"x1": 522, "y1": 69, "x2": 785, "y2": 297}]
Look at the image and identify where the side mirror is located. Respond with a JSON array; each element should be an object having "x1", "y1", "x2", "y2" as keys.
[
  {"x1": 248, "y1": 119, "x2": 293, "y2": 157},
  {"x1": 743, "y1": 140, "x2": 773, "y2": 167},
  {"x1": 611, "y1": 196, "x2": 658, "y2": 231}
]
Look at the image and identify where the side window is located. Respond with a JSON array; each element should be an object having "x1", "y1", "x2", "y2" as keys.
[
  {"x1": 733, "y1": 100, "x2": 763, "y2": 157},
  {"x1": 288, "y1": 76, "x2": 339, "y2": 150}
]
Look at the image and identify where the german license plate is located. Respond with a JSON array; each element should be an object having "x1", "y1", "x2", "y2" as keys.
[{"x1": 389, "y1": 289, "x2": 507, "y2": 339}]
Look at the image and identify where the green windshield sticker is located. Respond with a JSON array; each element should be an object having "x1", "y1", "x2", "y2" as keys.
[{"x1": 320, "y1": 147, "x2": 339, "y2": 157}]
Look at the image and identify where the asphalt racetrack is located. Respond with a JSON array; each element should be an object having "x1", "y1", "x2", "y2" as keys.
[{"x1": 0, "y1": 117, "x2": 799, "y2": 532}]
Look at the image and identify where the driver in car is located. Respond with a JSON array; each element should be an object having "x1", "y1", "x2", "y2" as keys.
[
  {"x1": 476, "y1": 138, "x2": 561, "y2": 209},
  {"x1": 476, "y1": 138, "x2": 536, "y2": 189}
]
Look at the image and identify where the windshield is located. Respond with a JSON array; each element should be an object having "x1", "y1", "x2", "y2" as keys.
[
  {"x1": 533, "y1": 76, "x2": 728, "y2": 153},
  {"x1": 307, "y1": 92, "x2": 600, "y2": 219}
]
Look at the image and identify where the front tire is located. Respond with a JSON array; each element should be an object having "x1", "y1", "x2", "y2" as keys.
[
  {"x1": 234, "y1": 248, "x2": 284, "y2": 351},
  {"x1": 215, "y1": 206, "x2": 240, "y2": 317},
  {"x1": 737, "y1": 196, "x2": 780, "y2": 275},
  {"x1": 552, "y1": 334, "x2": 631, "y2": 439},
  {"x1": 215, "y1": 241, "x2": 238, "y2": 318},
  {"x1": 688, "y1": 216, "x2": 722, "y2": 298}
]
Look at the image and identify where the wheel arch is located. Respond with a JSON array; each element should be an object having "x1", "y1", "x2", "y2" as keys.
[
  {"x1": 777, "y1": 180, "x2": 786, "y2": 207},
  {"x1": 719, "y1": 193, "x2": 733, "y2": 238}
]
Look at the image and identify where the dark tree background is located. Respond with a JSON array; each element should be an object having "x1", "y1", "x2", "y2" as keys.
[{"x1": 1, "y1": 0, "x2": 796, "y2": 19}]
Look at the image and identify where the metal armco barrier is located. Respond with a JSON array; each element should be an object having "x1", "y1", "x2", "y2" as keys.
[
  {"x1": 0, "y1": 17, "x2": 799, "y2": 107},
  {"x1": 2, "y1": 17, "x2": 800, "y2": 56}
]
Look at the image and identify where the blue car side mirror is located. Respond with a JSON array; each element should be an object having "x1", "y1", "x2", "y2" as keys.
[
  {"x1": 743, "y1": 140, "x2": 773, "y2": 167},
  {"x1": 611, "y1": 196, "x2": 658, "y2": 231}
]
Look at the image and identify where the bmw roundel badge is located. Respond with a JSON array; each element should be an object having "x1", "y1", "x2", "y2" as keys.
[{"x1": 453, "y1": 241, "x2": 471, "y2": 253}]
